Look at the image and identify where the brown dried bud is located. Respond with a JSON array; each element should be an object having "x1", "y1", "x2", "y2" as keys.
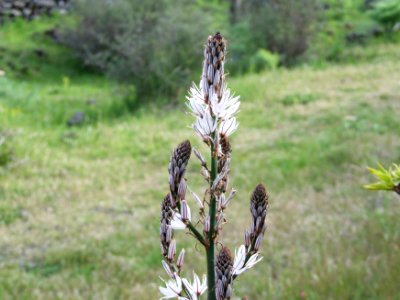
[
  {"x1": 220, "y1": 135, "x2": 231, "y2": 155},
  {"x1": 168, "y1": 140, "x2": 191, "y2": 206},
  {"x1": 215, "y1": 247, "x2": 233, "y2": 300},
  {"x1": 217, "y1": 136, "x2": 231, "y2": 193}
]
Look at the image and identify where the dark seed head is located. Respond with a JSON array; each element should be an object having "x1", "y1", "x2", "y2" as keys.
[
  {"x1": 250, "y1": 184, "x2": 269, "y2": 221},
  {"x1": 247, "y1": 184, "x2": 269, "y2": 253},
  {"x1": 215, "y1": 247, "x2": 233, "y2": 300},
  {"x1": 203, "y1": 33, "x2": 226, "y2": 102},
  {"x1": 168, "y1": 140, "x2": 191, "y2": 206},
  {"x1": 160, "y1": 193, "x2": 174, "y2": 258}
]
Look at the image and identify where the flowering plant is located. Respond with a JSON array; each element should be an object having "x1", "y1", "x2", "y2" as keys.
[
  {"x1": 364, "y1": 163, "x2": 400, "y2": 195},
  {"x1": 159, "y1": 33, "x2": 270, "y2": 300}
]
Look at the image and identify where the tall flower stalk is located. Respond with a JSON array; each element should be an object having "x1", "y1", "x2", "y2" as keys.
[{"x1": 158, "y1": 33, "x2": 269, "y2": 300}]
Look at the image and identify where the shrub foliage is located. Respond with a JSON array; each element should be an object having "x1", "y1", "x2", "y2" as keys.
[{"x1": 62, "y1": 0, "x2": 214, "y2": 99}]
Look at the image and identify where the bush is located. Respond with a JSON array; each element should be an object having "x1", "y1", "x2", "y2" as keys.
[
  {"x1": 62, "y1": 0, "x2": 215, "y2": 100},
  {"x1": 308, "y1": 0, "x2": 376, "y2": 62},
  {"x1": 249, "y1": 49, "x2": 280, "y2": 73},
  {"x1": 242, "y1": 0, "x2": 319, "y2": 65},
  {"x1": 369, "y1": 0, "x2": 400, "y2": 31},
  {"x1": 225, "y1": 21, "x2": 259, "y2": 75}
]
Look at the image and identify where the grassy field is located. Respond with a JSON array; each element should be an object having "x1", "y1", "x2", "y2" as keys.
[{"x1": 1, "y1": 18, "x2": 400, "y2": 300}]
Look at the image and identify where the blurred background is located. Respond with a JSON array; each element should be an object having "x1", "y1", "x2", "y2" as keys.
[{"x1": 0, "y1": 0, "x2": 399, "y2": 299}]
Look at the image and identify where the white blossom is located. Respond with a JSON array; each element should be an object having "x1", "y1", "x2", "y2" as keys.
[
  {"x1": 159, "y1": 275, "x2": 188, "y2": 300},
  {"x1": 210, "y1": 86, "x2": 240, "y2": 120},
  {"x1": 192, "y1": 110, "x2": 217, "y2": 140},
  {"x1": 186, "y1": 84, "x2": 206, "y2": 117},
  {"x1": 182, "y1": 272, "x2": 207, "y2": 300},
  {"x1": 170, "y1": 212, "x2": 187, "y2": 230},
  {"x1": 170, "y1": 202, "x2": 191, "y2": 230},
  {"x1": 219, "y1": 117, "x2": 238, "y2": 137},
  {"x1": 232, "y1": 245, "x2": 263, "y2": 276}
]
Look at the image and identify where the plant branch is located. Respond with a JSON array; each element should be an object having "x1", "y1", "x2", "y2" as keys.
[{"x1": 187, "y1": 221, "x2": 208, "y2": 247}]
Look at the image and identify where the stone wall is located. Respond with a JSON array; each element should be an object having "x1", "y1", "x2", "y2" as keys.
[{"x1": 0, "y1": 0, "x2": 70, "y2": 22}]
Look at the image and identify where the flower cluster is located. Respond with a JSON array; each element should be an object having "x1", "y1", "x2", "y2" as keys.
[
  {"x1": 159, "y1": 33, "x2": 270, "y2": 300},
  {"x1": 186, "y1": 33, "x2": 240, "y2": 146},
  {"x1": 364, "y1": 163, "x2": 400, "y2": 195},
  {"x1": 160, "y1": 271, "x2": 207, "y2": 300},
  {"x1": 245, "y1": 184, "x2": 269, "y2": 257}
]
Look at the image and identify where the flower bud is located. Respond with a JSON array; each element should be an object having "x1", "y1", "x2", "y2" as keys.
[
  {"x1": 181, "y1": 200, "x2": 190, "y2": 222},
  {"x1": 204, "y1": 215, "x2": 210, "y2": 233},
  {"x1": 178, "y1": 178, "x2": 187, "y2": 200},
  {"x1": 162, "y1": 260, "x2": 174, "y2": 278},
  {"x1": 191, "y1": 190, "x2": 204, "y2": 209},
  {"x1": 215, "y1": 246, "x2": 233, "y2": 300},
  {"x1": 244, "y1": 229, "x2": 251, "y2": 248},
  {"x1": 223, "y1": 188, "x2": 236, "y2": 208},
  {"x1": 177, "y1": 249, "x2": 185, "y2": 269},
  {"x1": 166, "y1": 225, "x2": 172, "y2": 243},
  {"x1": 167, "y1": 239, "x2": 176, "y2": 261},
  {"x1": 201, "y1": 167, "x2": 210, "y2": 181},
  {"x1": 193, "y1": 147, "x2": 207, "y2": 167},
  {"x1": 168, "y1": 140, "x2": 191, "y2": 206},
  {"x1": 254, "y1": 234, "x2": 263, "y2": 251}
]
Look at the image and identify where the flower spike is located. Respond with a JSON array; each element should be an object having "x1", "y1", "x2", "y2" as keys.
[{"x1": 159, "y1": 32, "x2": 269, "y2": 299}]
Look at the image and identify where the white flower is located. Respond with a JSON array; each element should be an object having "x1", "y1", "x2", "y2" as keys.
[
  {"x1": 159, "y1": 275, "x2": 188, "y2": 299},
  {"x1": 219, "y1": 117, "x2": 238, "y2": 137},
  {"x1": 192, "y1": 110, "x2": 217, "y2": 139},
  {"x1": 210, "y1": 86, "x2": 240, "y2": 120},
  {"x1": 232, "y1": 245, "x2": 263, "y2": 276},
  {"x1": 186, "y1": 84, "x2": 206, "y2": 117},
  {"x1": 170, "y1": 202, "x2": 191, "y2": 230},
  {"x1": 182, "y1": 272, "x2": 207, "y2": 300},
  {"x1": 170, "y1": 212, "x2": 187, "y2": 230}
]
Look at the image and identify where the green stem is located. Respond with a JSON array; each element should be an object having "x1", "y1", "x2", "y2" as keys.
[
  {"x1": 207, "y1": 133, "x2": 218, "y2": 300},
  {"x1": 187, "y1": 221, "x2": 207, "y2": 247},
  {"x1": 176, "y1": 202, "x2": 207, "y2": 247}
]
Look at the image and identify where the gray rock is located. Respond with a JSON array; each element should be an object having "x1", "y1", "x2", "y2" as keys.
[
  {"x1": 34, "y1": 0, "x2": 56, "y2": 8},
  {"x1": 86, "y1": 98, "x2": 97, "y2": 105},
  {"x1": 67, "y1": 112, "x2": 85, "y2": 127}
]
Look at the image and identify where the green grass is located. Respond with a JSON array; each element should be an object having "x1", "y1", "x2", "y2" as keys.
[{"x1": 1, "y1": 17, "x2": 400, "y2": 299}]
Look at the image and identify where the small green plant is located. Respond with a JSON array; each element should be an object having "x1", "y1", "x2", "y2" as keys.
[
  {"x1": 364, "y1": 163, "x2": 400, "y2": 195},
  {"x1": 249, "y1": 49, "x2": 280, "y2": 73},
  {"x1": 0, "y1": 131, "x2": 14, "y2": 167}
]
